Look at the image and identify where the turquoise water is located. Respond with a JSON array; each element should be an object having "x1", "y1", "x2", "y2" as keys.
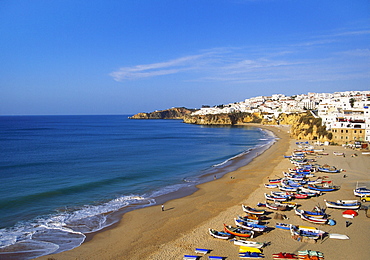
[{"x1": 0, "y1": 115, "x2": 274, "y2": 259}]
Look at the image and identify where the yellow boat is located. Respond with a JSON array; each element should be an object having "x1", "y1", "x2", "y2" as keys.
[{"x1": 239, "y1": 246, "x2": 262, "y2": 253}]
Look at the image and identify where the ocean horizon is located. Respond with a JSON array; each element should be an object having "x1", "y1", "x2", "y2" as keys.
[{"x1": 0, "y1": 115, "x2": 276, "y2": 259}]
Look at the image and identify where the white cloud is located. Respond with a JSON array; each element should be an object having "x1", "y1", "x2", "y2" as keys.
[
  {"x1": 110, "y1": 54, "x2": 207, "y2": 81},
  {"x1": 110, "y1": 28, "x2": 370, "y2": 84}
]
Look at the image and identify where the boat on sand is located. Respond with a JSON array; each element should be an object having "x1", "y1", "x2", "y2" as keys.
[
  {"x1": 208, "y1": 228, "x2": 233, "y2": 239},
  {"x1": 224, "y1": 224, "x2": 254, "y2": 238},
  {"x1": 242, "y1": 204, "x2": 265, "y2": 215},
  {"x1": 324, "y1": 199, "x2": 361, "y2": 209}
]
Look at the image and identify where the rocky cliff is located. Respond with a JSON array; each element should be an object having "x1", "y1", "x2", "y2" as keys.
[
  {"x1": 277, "y1": 113, "x2": 332, "y2": 142},
  {"x1": 130, "y1": 107, "x2": 332, "y2": 142},
  {"x1": 184, "y1": 111, "x2": 332, "y2": 142},
  {"x1": 183, "y1": 112, "x2": 263, "y2": 125},
  {"x1": 129, "y1": 107, "x2": 197, "y2": 119}
]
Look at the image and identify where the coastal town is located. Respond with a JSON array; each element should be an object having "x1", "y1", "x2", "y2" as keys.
[{"x1": 191, "y1": 91, "x2": 370, "y2": 146}]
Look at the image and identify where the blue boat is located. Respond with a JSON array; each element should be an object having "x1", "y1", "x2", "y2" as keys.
[
  {"x1": 275, "y1": 222, "x2": 290, "y2": 230},
  {"x1": 239, "y1": 252, "x2": 265, "y2": 258},
  {"x1": 195, "y1": 248, "x2": 210, "y2": 254},
  {"x1": 307, "y1": 184, "x2": 340, "y2": 192}
]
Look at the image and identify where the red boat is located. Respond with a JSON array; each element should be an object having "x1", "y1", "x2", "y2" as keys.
[
  {"x1": 268, "y1": 178, "x2": 282, "y2": 184},
  {"x1": 273, "y1": 252, "x2": 298, "y2": 259},
  {"x1": 292, "y1": 193, "x2": 308, "y2": 199}
]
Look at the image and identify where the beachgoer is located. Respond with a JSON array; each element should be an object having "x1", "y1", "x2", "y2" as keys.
[{"x1": 161, "y1": 204, "x2": 164, "y2": 211}]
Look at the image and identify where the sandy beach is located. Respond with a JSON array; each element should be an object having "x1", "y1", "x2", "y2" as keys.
[{"x1": 39, "y1": 124, "x2": 370, "y2": 260}]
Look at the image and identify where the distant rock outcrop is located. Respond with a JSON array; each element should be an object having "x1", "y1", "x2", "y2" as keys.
[
  {"x1": 129, "y1": 107, "x2": 198, "y2": 119},
  {"x1": 183, "y1": 113, "x2": 263, "y2": 125}
]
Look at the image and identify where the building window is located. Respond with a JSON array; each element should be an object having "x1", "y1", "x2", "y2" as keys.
[{"x1": 346, "y1": 130, "x2": 348, "y2": 133}]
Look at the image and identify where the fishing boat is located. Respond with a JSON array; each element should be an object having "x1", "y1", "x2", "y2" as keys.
[
  {"x1": 183, "y1": 255, "x2": 200, "y2": 260},
  {"x1": 292, "y1": 193, "x2": 308, "y2": 199},
  {"x1": 281, "y1": 177, "x2": 305, "y2": 186},
  {"x1": 242, "y1": 204, "x2": 265, "y2": 215},
  {"x1": 300, "y1": 213, "x2": 328, "y2": 224},
  {"x1": 264, "y1": 183, "x2": 278, "y2": 189},
  {"x1": 272, "y1": 252, "x2": 298, "y2": 259},
  {"x1": 275, "y1": 222, "x2": 290, "y2": 230},
  {"x1": 239, "y1": 246, "x2": 262, "y2": 253},
  {"x1": 290, "y1": 225, "x2": 325, "y2": 239},
  {"x1": 295, "y1": 190, "x2": 317, "y2": 197},
  {"x1": 264, "y1": 193, "x2": 289, "y2": 201},
  {"x1": 278, "y1": 201, "x2": 299, "y2": 208},
  {"x1": 300, "y1": 186, "x2": 321, "y2": 195},
  {"x1": 271, "y1": 191, "x2": 293, "y2": 198},
  {"x1": 324, "y1": 199, "x2": 361, "y2": 209},
  {"x1": 328, "y1": 233, "x2": 350, "y2": 239},
  {"x1": 353, "y1": 186, "x2": 370, "y2": 197},
  {"x1": 307, "y1": 184, "x2": 340, "y2": 192},
  {"x1": 283, "y1": 172, "x2": 305, "y2": 181},
  {"x1": 234, "y1": 240, "x2": 265, "y2": 248},
  {"x1": 224, "y1": 224, "x2": 254, "y2": 238},
  {"x1": 194, "y1": 248, "x2": 210, "y2": 254},
  {"x1": 306, "y1": 178, "x2": 322, "y2": 184},
  {"x1": 208, "y1": 228, "x2": 234, "y2": 239},
  {"x1": 237, "y1": 215, "x2": 260, "y2": 224},
  {"x1": 278, "y1": 185, "x2": 298, "y2": 192},
  {"x1": 234, "y1": 218, "x2": 267, "y2": 232},
  {"x1": 317, "y1": 165, "x2": 340, "y2": 173},
  {"x1": 294, "y1": 207, "x2": 326, "y2": 218},
  {"x1": 239, "y1": 252, "x2": 265, "y2": 259},
  {"x1": 268, "y1": 178, "x2": 282, "y2": 184},
  {"x1": 265, "y1": 201, "x2": 288, "y2": 211}
]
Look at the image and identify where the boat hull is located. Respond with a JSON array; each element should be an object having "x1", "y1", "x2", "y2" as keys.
[
  {"x1": 224, "y1": 224, "x2": 254, "y2": 238},
  {"x1": 325, "y1": 200, "x2": 361, "y2": 209}
]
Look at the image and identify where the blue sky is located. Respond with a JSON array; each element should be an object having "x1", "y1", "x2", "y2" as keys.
[{"x1": 1, "y1": 0, "x2": 369, "y2": 115}]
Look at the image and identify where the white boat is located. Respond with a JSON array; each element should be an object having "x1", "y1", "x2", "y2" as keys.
[
  {"x1": 354, "y1": 187, "x2": 370, "y2": 197},
  {"x1": 264, "y1": 193, "x2": 288, "y2": 201},
  {"x1": 300, "y1": 187, "x2": 321, "y2": 195},
  {"x1": 233, "y1": 240, "x2": 265, "y2": 248},
  {"x1": 328, "y1": 233, "x2": 350, "y2": 240},
  {"x1": 264, "y1": 183, "x2": 278, "y2": 189},
  {"x1": 324, "y1": 199, "x2": 361, "y2": 209}
]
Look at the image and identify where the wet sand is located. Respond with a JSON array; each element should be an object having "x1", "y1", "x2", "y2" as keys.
[{"x1": 39, "y1": 125, "x2": 370, "y2": 260}]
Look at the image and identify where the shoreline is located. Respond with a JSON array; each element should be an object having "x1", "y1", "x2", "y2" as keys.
[
  {"x1": 81, "y1": 124, "x2": 277, "y2": 244},
  {"x1": 38, "y1": 124, "x2": 290, "y2": 260},
  {"x1": 39, "y1": 124, "x2": 370, "y2": 260}
]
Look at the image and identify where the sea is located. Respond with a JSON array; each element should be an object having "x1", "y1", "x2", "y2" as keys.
[{"x1": 0, "y1": 115, "x2": 276, "y2": 259}]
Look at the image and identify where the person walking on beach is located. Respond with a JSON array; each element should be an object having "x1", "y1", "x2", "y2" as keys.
[{"x1": 161, "y1": 204, "x2": 164, "y2": 211}]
